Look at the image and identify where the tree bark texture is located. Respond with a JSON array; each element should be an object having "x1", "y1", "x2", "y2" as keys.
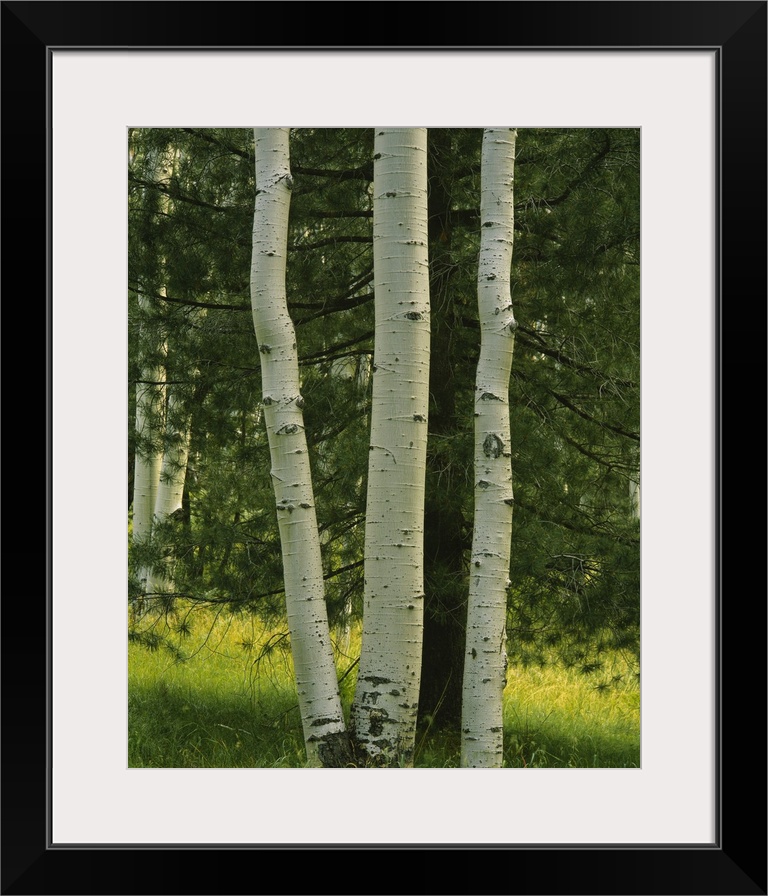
[
  {"x1": 350, "y1": 128, "x2": 431, "y2": 767},
  {"x1": 461, "y1": 128, "x2": 517, "y2": 768},
  {"x1": 250, "y1": 127, "x2": 350, "y2": 768},
  {"x1": 132, "y1": 310, "x2": 165, "y2": 599},
  {"x1": 132, "y1": 143, "x2": 171, "y2": 607},
  {"x1": 144, "y1": 389, "x2": 191, "y2": 599},
  {"x1": 419, "y1": 128, "x2": 470, "y2": 732}
]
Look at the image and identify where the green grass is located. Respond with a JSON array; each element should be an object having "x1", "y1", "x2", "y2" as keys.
[
  {"x1": 128, "y1": 606, "x2": 639, "y2": 768},
  {"x1": 502, "y1": 663, "x2": 640, "y2": 768}
]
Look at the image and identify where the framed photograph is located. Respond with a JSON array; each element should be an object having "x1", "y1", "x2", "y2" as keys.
[{"x1": 7, "y1": 1, "x2": 765, "y2": 893}]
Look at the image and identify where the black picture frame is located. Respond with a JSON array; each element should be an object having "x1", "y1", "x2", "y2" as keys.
[{"x1": 5, "y1": 2, "x2": 765, "y2": 893}]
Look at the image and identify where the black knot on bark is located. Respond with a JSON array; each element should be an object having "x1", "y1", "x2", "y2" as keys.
[{"x1": 483, "y1": 433, "x2": 505, "y2": 458}]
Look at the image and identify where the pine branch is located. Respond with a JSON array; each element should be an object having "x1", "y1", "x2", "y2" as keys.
[
  {"x1": 128, "y1": 172, "x2": 233, "y2": 213},
  {"x1": 293, "y1": 162, "x2": 373, "y2": 182},
  {"x1": 130, "y1": 285, "x2": 247, "y2": 312},
  {"x1": 516, "y1": 325, "x2": 637, "y2": 390},
  {"x1": 180, "y1": 127, "x2": 250, "y2": 159},
  {"x1": 545, "y1": 386, "x2": 640, "y2": 442},
  {"x1": 312, "y1": 209, "x2": 372, "y2": 219},
  {"x1": 291, "y1": 235, "x2": 371, "y2": 251},
  {"x1": 299, "y1": 331, "x2": 374, "y2": 364},
  {"x1": 514, "y1": 496, "x2": 639, "y2": 547},
  {"x1": 511, "y1": 370, "x2": 639, "y2": 443}
]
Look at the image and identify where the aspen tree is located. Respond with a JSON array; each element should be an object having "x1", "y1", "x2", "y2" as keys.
[
  {"x1": 131, "y1": 143, "x2": 192, "y2": 608},
  {"x1": 250, "y1": 128, "x2": 351, "y2": 767},
  {"x1": 132, "y1": 306, "x2": 165, "y2": 605},
  {"x1": 131, "y1": 141, "x2": 170, "y2": 611},
  {"x1": 350, "y1": 128, "x2": 431, "y2": 766},
  {"x1": 461, "y1": 128, "x2": 518, "y2": 768},
  {"x1": 143, "y1": 390, "x2": 191, "y2": 601}
]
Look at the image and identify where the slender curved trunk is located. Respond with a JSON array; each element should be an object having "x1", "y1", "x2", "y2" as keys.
[
  {"x1": 250, "y1": 127, "x2": 351, "y2": 768},
  {"x1": 461, "y1": 128, "x2": 518, "y2": 768},
  {"x1": 350, "y1": 128, "x2": 431, "y2": 767}
]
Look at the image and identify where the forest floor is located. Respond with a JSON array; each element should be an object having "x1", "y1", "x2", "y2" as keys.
[{"x1": 128, "y1": 606, "x2": 640, "y2": 769}]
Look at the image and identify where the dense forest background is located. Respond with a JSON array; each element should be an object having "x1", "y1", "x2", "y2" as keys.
[{"x1": 128, "y1": 127, "x2": 640, "y2": 758}]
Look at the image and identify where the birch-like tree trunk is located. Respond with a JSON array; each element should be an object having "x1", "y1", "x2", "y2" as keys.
[
  {"x1": 461, "y1": 128, "x2": 518, "y2": 768},
  {"x1": 132, "y1": 317, "x2": 165, "y2": 602},
  {"x1": 132, "y1": 144, "x2": 192, "y2": 610},
  {"x1": 144, "y1": 390, "x2": 191, "y2": 602},
  {"x1": 350, "y1": 128, "x2": 430, "y2": 767},
  {"x1": 629, "y1": 446, "x2": 641, "y2": 520},
  {"x1": 250, "y1": 127, "x2": 351, "y2": 768},
  {"x1": 132, "y1": 142, "x2": 170, "y2": 611}
]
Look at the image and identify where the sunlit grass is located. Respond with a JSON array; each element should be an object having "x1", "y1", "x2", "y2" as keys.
[
  {"x1": 502, "y1": 662, "x2": 640, "y2": 768},
  {"x1": 128, "y1": 605, "x2": 639, "y2": 768}
]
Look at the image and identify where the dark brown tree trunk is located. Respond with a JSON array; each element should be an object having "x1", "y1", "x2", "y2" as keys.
[{"x1": 418, "y1": 129, "x2": 472, "y2": 737}]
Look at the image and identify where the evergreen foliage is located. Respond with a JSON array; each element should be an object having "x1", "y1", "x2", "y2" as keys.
[{"x1": 129, "y1": 127, "x2": 640, "y2": 739}]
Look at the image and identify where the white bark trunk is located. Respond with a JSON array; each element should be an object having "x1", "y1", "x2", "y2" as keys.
[
  {"x1": 461, "y1": 128, "x2": 518, "y2": 768},
  {"x1": 250, "y1": 127, "x2": 350, "y2": 768},
  {"x1": 629, "y1": 453, "x2": 640, "y2": 520},
  {"x1": 350, "y1": 128, "x2": 430, "y2": 767},
  {"x1": 132, "y1": 143, "x2": 171, "y2": 607},
  {"x1": 132, "y1": 317, "x2": 165, "y2": 596},
  {"x1": 144, "y1": 390, "x2": 191, "y2": 600}
]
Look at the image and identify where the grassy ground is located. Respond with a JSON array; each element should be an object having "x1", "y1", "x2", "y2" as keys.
[{"x1": 128, "y1": 606, "x2": 639, "y2": 768}]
